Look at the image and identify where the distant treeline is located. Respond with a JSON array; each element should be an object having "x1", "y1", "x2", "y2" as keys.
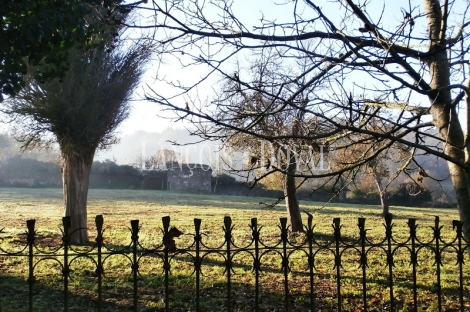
[
  {"x1": 0, "y1": 156, "x2": 275, "y2": 194},
  {"x1": 0, "y1": 156, "x2": 456, "y2": 207},
  {"x1": 0, "y1": 157, "x2": 172, "y2": 190},
  {"x1": 212, "y1": 173, "x2": 456, "y2": 208}
]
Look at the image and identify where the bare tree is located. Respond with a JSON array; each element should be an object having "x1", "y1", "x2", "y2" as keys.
[
  {"x1": 330, "y1": 119, "x2": 416, "y2": 215},
  {"x1": 150, "y1": 149, "x2": 185, "y2": 169},
  {"x1": 193, "y1": 53, "x2": 328, "y2": 231},
  {"x1": 132, "y1": 149, "x2": 184, "y2": 170},
  {"x1": 138, "y1": 0, "x2": 470, "y2": 238},
  {"x1": 3, "y1": 31, "x2": 152, "y2": 243}
]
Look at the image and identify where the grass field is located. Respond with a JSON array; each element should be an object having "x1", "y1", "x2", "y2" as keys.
[{"x1": 0, "y1": 187, "x2": 468, "y2": 311}]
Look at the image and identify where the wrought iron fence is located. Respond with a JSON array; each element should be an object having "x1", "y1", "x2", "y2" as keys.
[{"x1": 0, "y1": 213, "x2": 469, "y2": 312}]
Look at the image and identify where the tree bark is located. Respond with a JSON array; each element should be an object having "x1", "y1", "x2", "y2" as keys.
[
  {"x1": 213, "y1": 175, "x2": 218, "y2": 193},
  {"x1": 337, "y1": 176, "x2": 347, "y2": 203},
  {"x1": 61, "y1": 152, "x2": 94, "y2": 245},
  {"x1": 424, "y1": 0, "x2": 470, "y2": 242},
  {"x1": 283, "y1": 149, "x2": 304, "y2": 232},
  {"x1": 373, "y1": 173, "x2": 389, "y2": 216}
]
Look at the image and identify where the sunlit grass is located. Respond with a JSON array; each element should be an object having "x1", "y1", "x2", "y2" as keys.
[{"x1": 0, "y1": 187, "x2": 468, "y2": 311}]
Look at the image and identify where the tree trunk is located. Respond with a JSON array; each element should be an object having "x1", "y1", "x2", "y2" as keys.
[
  {"x1": 430, "y1": 90, "x2": 470, "y2": 240},
  {"x1": 373, "y1": 173, "x2": 389, "y2": 216},
  {"x1": 337, "y1": 176, "x2": 347, "y2": 202},
  {"x1": 61, "y1": 152, "x2": 94, "y2": 245},
  {"x1": 445, "y1": 157, "x2": 470, "y2": 240},
  {"x1": 283, "y1": 149, "x2": 303, "y2": 232},
  {"x1": 424, "y1": 0, "x2": 470, "y2": 243},
  {"x1": 213, "y1": 175, "x2": 218, "y2": 193}
]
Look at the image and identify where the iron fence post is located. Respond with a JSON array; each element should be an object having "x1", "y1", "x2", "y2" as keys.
[
  {"x1": 280, "y1": 217, "x2": 289, "y2": 312},
  {"x1": 384, "y1": 213, "x2": 395, "y2": 311},
  {"x1": 251, "y1": 218, "x2": 261, "y2": 312},
  {"x1": 130, "y1": 219, "x2": 140, "y2": 312},
  {"x1": 194, "y1": 218, "x2": 202, "y2": 312},
  {"x1": 453, "y1": 220, "x2": 465, "y2": 312},
  {"x1": 26, "y1": 219, "x2": 36, "y2": 312},
  {"x1": 62, "y1": 216, "x2": 71, "y2": 312},
  {"x1": 333, "y1": 218, "x2": 342, "y2": 312},
  {"x1": 305, "y1": 212, "x2": 316, "y2": 311},
  {"x1": 95, "y1": 215, "x2": 104, "y2": 312},
  {"x1": 433, "y1": 216, "x2": 443, "y2": 312},
  {"x1": 358, "y1": 218, "x2": 368, "y2": 312},
  {"x1": 223, "y1": 216, "x2": 233, "y2": 312},
  {"x1": 407, "y1": 218, "x2": 418, "y2": 312},
  {"x1": 162, "y1": 216, "x2": 171, "y2": 312}
]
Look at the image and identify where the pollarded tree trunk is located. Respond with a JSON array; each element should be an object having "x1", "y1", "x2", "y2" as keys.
[
  {"x1": 61, "y1": 152, "x2": 94, "y2": 244},
  {"x1": 283, "y1": 149, "x2": 304, "y2": 232}
]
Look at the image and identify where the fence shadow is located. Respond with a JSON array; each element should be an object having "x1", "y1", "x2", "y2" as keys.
[
  {"x1": 1, "y1": 213, "x2": 469, "y2": 312},
  {"x1": 0, "y1": 273, "x2": 130, "y2": 312},
  {"x1": 0, "y1": 270, "x2": 347, "y2": 312}
]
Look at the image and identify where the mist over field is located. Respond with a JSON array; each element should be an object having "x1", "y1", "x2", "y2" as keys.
[
  {"x1": 0, "y1": 129, "x2": 457, "y2": 207},
  {"x1": 95, "y1": 127, "x2": 216, "y2": 165},
  {"x1": 0, "y1": 127, "x2": 218, "y2": 165}
]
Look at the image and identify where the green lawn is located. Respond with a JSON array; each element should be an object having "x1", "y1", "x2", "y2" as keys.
[{"x1": 0, "y1": 187, "x2": 468, "y2": 311}]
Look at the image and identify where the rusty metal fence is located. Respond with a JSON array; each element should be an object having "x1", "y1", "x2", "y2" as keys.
[{"x1": 0, "y1": 213, "x2": 469, "y2": 312}]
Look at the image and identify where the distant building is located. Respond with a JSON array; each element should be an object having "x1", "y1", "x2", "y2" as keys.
[
  {"x1": 139, "y1": 163, "x2": 212, "y2": 193},
  {"x1": 167, "y1": 163, "x2": 212, "y2": 192}
]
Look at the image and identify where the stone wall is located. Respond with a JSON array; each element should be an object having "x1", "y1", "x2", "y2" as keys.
[{"x1": 167, "y1": 164, "x2": 212, "y2": 193}]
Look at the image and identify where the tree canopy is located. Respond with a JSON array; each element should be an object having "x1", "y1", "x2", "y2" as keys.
[{"x1": 0, "y1": 0, "x2": 140, "y2": 100}]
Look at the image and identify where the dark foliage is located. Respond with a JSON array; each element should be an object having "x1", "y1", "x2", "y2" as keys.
[
  {"x1": 0, "y1": 0, "x2": 128, "y2": 99},
  {"x1": 388, "y1": 182, "x2": 433, "y2": 206}
]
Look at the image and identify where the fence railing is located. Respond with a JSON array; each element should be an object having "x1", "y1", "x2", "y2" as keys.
[{"x1": 0, "y1": 213, "x2": 469, "y2": 312}]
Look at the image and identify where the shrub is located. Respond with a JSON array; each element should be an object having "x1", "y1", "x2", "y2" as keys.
[{"x1": 388, "y1": 182, "x2": 432, "y2": 206}]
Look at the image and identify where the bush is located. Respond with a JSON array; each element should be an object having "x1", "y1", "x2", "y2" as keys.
[
  {"x1": 350, "y1": 189, "x2": 380, "y2": 201},
  {"x1": 346, "y1": 188, "x2": 380, "y2": 205},
  {"x1": 388, "y1": 182, "x2": 432, "y2": 206},
  {"x1": 211, "y1": 174, "x2": 284, "y2": 197}
]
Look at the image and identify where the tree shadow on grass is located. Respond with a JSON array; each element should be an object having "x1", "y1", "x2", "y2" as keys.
[
  {"x1": 0, "y1": 270, "x2": 348, "y2": 312},
  {"x1": 2, "y1": 218, "x2": 467, "y2": 312},
  {"x1": 0, "y1": 273, "x2": 126, "y2": 312},
  {"x1": 2, "y1": 246, "x2": 468, "y2": 312}
]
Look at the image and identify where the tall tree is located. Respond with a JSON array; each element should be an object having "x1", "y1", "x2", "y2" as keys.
[
  {"x1": 3, "y1": 30, "x2": 152, "y2": 244},
  {"x1": 140, "y1": 0, "x2": 470, "y2": 238}
]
